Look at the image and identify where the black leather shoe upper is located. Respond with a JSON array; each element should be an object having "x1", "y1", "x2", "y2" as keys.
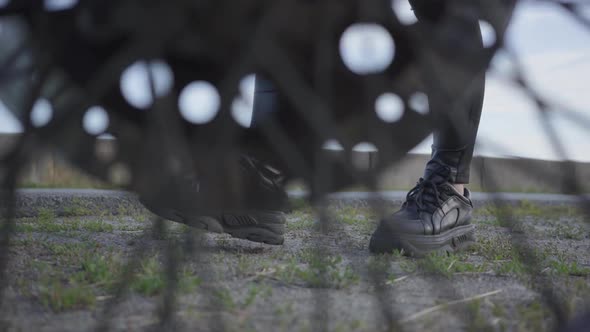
[
  {"x1": 140, "y1": 155, "x2": 289, "y2": 217},
  {"x1": 381, "y1": 160, "x2": 473, "y2": 236},
  {"x1": 236, "y1": 155, "x2": 290, "y2": 212}
]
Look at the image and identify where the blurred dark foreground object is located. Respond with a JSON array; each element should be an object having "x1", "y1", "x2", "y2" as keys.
[{"x1": 0, "y1": 0, "x2": 512, "y2": 206}]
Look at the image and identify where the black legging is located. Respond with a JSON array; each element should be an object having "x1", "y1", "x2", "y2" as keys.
[
  {"x1": 409, "y1": 0, "x2": 485, "y2": 184},
  {"x1": 252, "y1": 1, "x2": 485, "y2": 185}
]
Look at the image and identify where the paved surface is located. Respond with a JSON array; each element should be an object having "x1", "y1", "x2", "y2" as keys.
[
  {"x1": 12, "y1": 189, "x2": 143, "y2": 218},
  {"x1": 11, "y1": 189, "x2": 589, "y2": 218},
  {"x1": 2, "y1": 190, "x2": 589, "y2": 331}
]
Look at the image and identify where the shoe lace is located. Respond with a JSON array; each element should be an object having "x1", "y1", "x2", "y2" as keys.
[
  {"x1": 405, "y1": 162, "x2": 451, "y2": 213},
  {"x1": 240, "y1": 155, "x2": 285, "y2": 191},
  {"x1": 406, "y1": 178, "x2": 443, "y2": 213}
]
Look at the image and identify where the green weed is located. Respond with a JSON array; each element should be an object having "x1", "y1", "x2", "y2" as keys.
[
  {"x1": 130, "y1": 257, "x2": 165, "y2": 296},
  {"x1": 39, "y1": 279, "x2": 95, "y2": 312},
  {"x1": 418, "y1": 253, "x2": 485, "y2": 278}
]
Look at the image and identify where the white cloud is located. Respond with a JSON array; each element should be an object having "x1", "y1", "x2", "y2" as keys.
[
  {"x1": 520, "y1": 50, "x2": 590, "y2": 112},
  {"x1": 507, "y1": 0, "x2": 590, "y2": 56},
  {"x1": 482, "y1": 74, "x2": 537, "y2": 115},
  {"x1": 473, "y1": 0, "x2": 590, "y2": 161}
]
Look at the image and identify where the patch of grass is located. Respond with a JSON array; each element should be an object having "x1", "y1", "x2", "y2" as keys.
[
  {"x1": 397, "y1": 258, "x2": 418, "y2": 274},
  {"x1": 475, "y1": 217, "x2": 503, "y2": 227},
  {"x1": 133, "y1": 213, "x2": 149, "y2": 223},
  {"x1": 516, "y1": 200, "x2": 544, "y2": 217},
  {"x1": 14, "y1": 223, "x2": 36, "y2": 233},
  {"x1": 16, "y1": 215, "x2": 85, "y2": 233},
  {"x1": 116, "y1": 204, "x2": 133, "y2": 217},
  {"x1": 328, "y1": 205, "x2": 381, "y2": 234},
  {"x1": 367, "y1": 254, "x2": 392, "y2": 275},
  {"x1": 243, "y1": 283, "x2": 271, "y2": 308},
  {"x1": 43, "y1": 241, "x2": 100, "y2": 264},
  {"x1": 367, "y1": 251, "x2": 417, "y2": 282},
  {"x1": 73, "y1": 252, "x2": 121, "y2": 288},
  {"x1": 273, "y1": 302, "x2": 294, "y2": 317},
  {"x1": 511, "y1": 221, "x2": 537, "y2": 235},
  {"x1": 11, "y1": 234, "x2": 35, "y2": 246},
  {"x1": 39, "y1": 279, "x2": 95, "y2": 312},
  {"x1": 333, "y1": 320, "x2": 365, "y2": 332},
  {"x1": 364, "y1": 251, "x2": 420, "y2": 287},
  {"x1": 300, "y1": 254, "x2": 358, "y2": 288},
  {"x1": 179, "y1": 269, "x2": 202, "y2": 292},
  {"x1": 47, "y1": 219, "x2": 81, "y2": 232},
  {"x1": 287, "y1": 205, "x2": 379, "y2": 232},
  {"x1": 214, "y1": 287, "x2": 236, "y2": 311},
  {"x1": 29, "y1": 260, "x2": 51, "y2": 274},
  {"x1": 554, "y1": 224, "x2": 586, "y2": 240},
  {"x1": 495, "y1": 258, "x2": 526, "y2": 276},
  {"x1": 27, "y1": 243, "x2": 123, "y2": 302},
  {"x1": 421, "y1": 236, "x2": 533, "y2": 277},
  {"x1": 127, "y1": 256, "x2": 200, "y2": 297},
  {"x1": 170, "y1": 223, "x2": 191, "y2": 233},
  {"x1": 474, "y1": 205, "x2": 536, "y2": 234},
  {"x1": 38, "y1": 208, "x2": 57, "y2": 224},
  {"x1": 517, "y1": 301, "x2": 552, "y2": 332},
  {"x1": 62, "y1": 206, "x2": 84, "y2": 216},
  {"x1": 491, "y1": 302, "x2": 508, "y2": 331},
  {"x1": 214, "y1": 283, "x2": 271, "y2": 312},
  {"x1": 117, "y1": 223, "x2": 143, "y2": 232},
  {"x1": 62, "y1": 200, "x2": 94, "y2": 217},
  {"x1": 475, "y1": 201, "x2": 582, "y2": 223},
  {"x1": 286, "y1": 212, "x2": 315, "y2": 231},
  {"x1": 289, "y1": 197, "x2": 310, "y2": 212},
  {"x1": 298, "y1": 248, "x2": 320, "y2": 265},
  {"x1": 215, "y1": 236, "x2": 230, "y2": 247},
  {"x1": 83, "y1": 220, "x2": 114, "y2": 233},
  {"x1": 15, "y1": 276, "x2": 33, "y2": 298},
  {"x1": 331, "y1": 206, "x2": 376, "y2": 226},
  {"x1": 466, "y1": 299, "x2": 494, "y2": 332},
  {"x1": 573, "y1": 278, "x2": 590, "y2": 293},
  {"x1": 418, "y1": 253, "x2": 486, "y2": 277},
  {"x1": 474, "y1": 205, "x2": 510, "y2": 223},
  {"x1": 549, "y1": 260, "x2": 590, "y2": 276},
  {"x1": 274, "y1": 257, "x2": 300, "y2": 284},
  {"x1": 475, "y1": 235, "x2": 514, "y2": 261},
  {"x1": 130, "y1": 257, "x2": 165, "y2": 296},
  {"x1": 509, "y1": 244, "x2": 590, "y2": 277},
  {"x1": 276, "y1": 254, "x2": 359, "y2": 289},
  {"x1": 417, "y1": 254, "x2": 453, "y2": 276},
  {"x1": 234, "y1": 254, "x2": 255, "y2": 277}
]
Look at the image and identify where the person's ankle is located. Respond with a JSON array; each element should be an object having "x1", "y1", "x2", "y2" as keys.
[{"x1": 452, "y1": 183, "x2": 465, "y2": 196}]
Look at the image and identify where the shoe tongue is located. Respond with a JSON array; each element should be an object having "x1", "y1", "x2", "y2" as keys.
[{"x1": 423, "y1": 160, "x2": 451, "y2": 184}]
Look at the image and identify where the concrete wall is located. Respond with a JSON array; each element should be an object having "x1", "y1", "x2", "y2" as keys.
[
  {"x1": 0, "y1": 134, "x2": 110, "y2": 188},
  {"x1": 376, "y1": 154, "x2": 590, "y2": 193},
  {"x1": 1, "y1": 134, "x2": 588, "y2": 192}
]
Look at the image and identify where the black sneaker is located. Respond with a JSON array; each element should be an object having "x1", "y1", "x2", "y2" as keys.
[
  {"x1": 140, "y1": 156, "x2": 288, "y2": 245},
  {"x1": 369, "y1": 160, "x2": 476, "y2": 256}
]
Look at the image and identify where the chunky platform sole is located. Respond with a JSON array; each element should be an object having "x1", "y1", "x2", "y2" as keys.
[
  {"x1": 146, "y1": 206, "x2": 286, "y2": 245},
  {"x1": 369, "y1": 223, "x2": 476, "y2": 257}
]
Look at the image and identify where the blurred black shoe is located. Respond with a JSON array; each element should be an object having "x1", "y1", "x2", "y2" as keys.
[
  {"x1": 369, "y1": 160, "x2": 475, "y2": 256},
  {"x1": 141, "y1": 156, "x2": 288, "y2": 245}
]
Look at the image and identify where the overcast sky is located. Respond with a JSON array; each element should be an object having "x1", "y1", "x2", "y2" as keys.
[{"x1": 1, "y1": 1, "x2": 589, "y2": 161}]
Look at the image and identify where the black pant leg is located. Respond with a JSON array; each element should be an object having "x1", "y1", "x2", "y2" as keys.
[
  {"x1": 410, "y1": 0, "x2": 485, "y2": 184},
  {"x1": 252, "y1": 1, "x2": 486, "y2": 185}
]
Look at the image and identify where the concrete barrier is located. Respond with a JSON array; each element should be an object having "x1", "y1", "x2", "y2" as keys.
[
  {"x1": 1, "y1": 134, "x2": 589, "y2": 193},
  {"x1": 0, "y1": 134, "x2": 111, "y2": 188},
  {"x1": 376, "y1": 154, "x2": 590, "y2": 193}
]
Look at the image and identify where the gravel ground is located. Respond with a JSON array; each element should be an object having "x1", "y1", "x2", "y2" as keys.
[{"x1": 1, "y1": 200, "x2": 589, "y2": 332}]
